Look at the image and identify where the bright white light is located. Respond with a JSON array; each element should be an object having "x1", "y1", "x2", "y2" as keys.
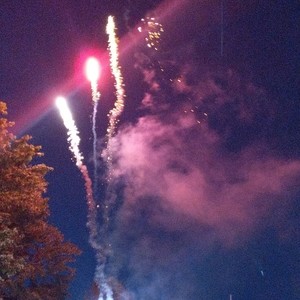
[
  {"x1": 55, "y1": 97, "x2": 73, "y2": 125},
  {"x1": 55, "y1": 96, "x2": 83, "y2": 167},
  {"x1": 85, "y1": 57, "x2": 101, "y2": 82}
]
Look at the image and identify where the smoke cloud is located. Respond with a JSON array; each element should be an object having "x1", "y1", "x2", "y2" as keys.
[
  {"x1": 111, "y1": 111, "x2": 299, "y2": 241},
  {"x1": 99, "y1": 5, "x2": 300, "y2": 296},
  {"x1": 104, "y1": 71, "x2": 300, "y2": 298}
]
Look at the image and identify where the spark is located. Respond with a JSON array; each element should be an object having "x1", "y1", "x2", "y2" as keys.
[{"x1": 139, "y1": 17, "x2": 164, "y2": 51}]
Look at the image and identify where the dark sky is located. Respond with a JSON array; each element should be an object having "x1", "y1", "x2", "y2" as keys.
[{"x1": 1, "y1": 1, "x2": 300, "y2": 299}]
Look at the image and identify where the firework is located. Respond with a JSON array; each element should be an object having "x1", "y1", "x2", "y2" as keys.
[
  {"x1": 139, "y1": 17, "x2": 164, "y2": 51},
  {"x1": 55, "y1": 97, "x2": 83, "y2": 167},
  {"x1": 58, "y1": 16, "x2": 127, "y2": 300},
  {"x1": 55, "y1": 96, "x2": 100, "y2": 251},
  {"x1": 105, "y1": 15, "x2": 126, "y2": 179},
  {"x1": 85, "y1": 57, "x2": 101, "y2": 194},
  {"x1": 85, "y1": 57, "x2": 101, "y2": 105},
  {"x1": 91, "y1": 15, "x2": 127, "y2": 300}
]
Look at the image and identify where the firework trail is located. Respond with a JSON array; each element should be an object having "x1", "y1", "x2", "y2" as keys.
[
  {"x1": 85, "y1": 57, "x2": 101, "y2": 194},
  {"x1": 56, "y1": 96, "x2": 111, "y2": 297},
  {"x1": 105, "y1": 15, "x2": 125, "y2": 161},
  {"x1": 101, "y1": 14, "x2": 126, "y2": 243},
  {"x1": 92, "y1": 15, "x2": 126, "y2": 299},
  {"x1": 95, "y1": 16, "x2": 163, "y2": 299},
  {"x1": 103, "y1": 14, "x2": 126, "y2": 238},
  {"x1": 55, "y1": 96, "x2": 102, "y2": 255},
  {"x1": 55, "y1": 97, "x2": 83, "y2": 167}
]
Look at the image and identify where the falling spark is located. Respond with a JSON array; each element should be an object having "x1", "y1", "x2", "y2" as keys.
[
  {"x1": 139, "y1": 17, "x2": 164, "y2": 51},
  {"x1": 55, "y1": 96, "x2": 101, "y2": 253},
  {"x1": 85, "y1": 57, "x2": 101, "y2": 194}
]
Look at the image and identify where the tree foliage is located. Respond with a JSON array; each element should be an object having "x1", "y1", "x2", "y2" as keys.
[{"x1": 0, "y1": 102, "x2": 80, "y2": 299}]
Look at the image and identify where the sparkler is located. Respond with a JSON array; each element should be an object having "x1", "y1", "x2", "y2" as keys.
[{"x1": 85, "y1": 57, "x2": 101, "y2": 194}]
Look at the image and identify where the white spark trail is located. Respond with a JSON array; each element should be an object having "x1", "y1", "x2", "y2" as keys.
[
  {"x1": 85, "y1": 57, "x2": 101, "y2": 194},
  {"x1": 92, "y1": 87, "x2": 100, "y2": 193},
  {"x1": 104, "y1": 14, "x2": 126, "y2": 245},
  {"x1": 56, "y1": 97, "x2": 83, "y2": 168},
  {"x1": 94, "y1": 15, "x2": 127, "y2": 300},
  {"x1": 106, "y1": 15, "x2": 126, "y2": 152},
  {"x1": 55, "y1": 96, "x2": 101, "y2": 252}
]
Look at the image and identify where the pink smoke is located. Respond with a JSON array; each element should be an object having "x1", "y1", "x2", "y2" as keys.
[{"x1": 109, "y1": 113, "x2": 300, "y2": 246}]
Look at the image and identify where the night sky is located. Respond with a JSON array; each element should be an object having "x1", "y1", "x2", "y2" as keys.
[{"x1": 1, "y1": 1, "x2": 300, "y2": 299}]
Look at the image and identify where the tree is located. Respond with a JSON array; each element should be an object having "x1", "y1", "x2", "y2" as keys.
[{"x1": 0, "y1": 102, "x2": 81, "y2": 299}]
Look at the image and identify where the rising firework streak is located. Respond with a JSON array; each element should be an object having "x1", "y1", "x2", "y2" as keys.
[
  {"x1": 106, "y1": 15, "x2": 125, "y2": 145},
  {"x1": 85, "y1": 57, "x2": 101, "y2": 194},
  {"x1": 55, "y1": 96, "x2": 83, "y2": 167},
  {"x1": 93, "y1": 15, "x2": 127, "y2": 299},
  {"x1": 55, "y1": 96, "x2": 100, "y2": 254}
]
